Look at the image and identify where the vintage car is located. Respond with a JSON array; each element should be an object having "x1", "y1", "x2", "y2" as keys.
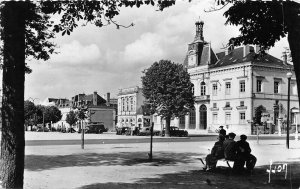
[
  {"x1": 137, "y1": 127, "x2": 161, "y2": 136},
  {"x1": 162, "y1": 126, "x2": 188, "y2": 137},
  {"x1": 116, "y1": 127, "x2": 130, "y2": 135},
  {"x1": 81, "y1": 124, "x2": 108, "y2": 134}
]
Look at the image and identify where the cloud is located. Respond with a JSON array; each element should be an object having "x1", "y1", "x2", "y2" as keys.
[
  {"x1": 50, "y1": 40, "x2": 101, "y2": 65},
  {"x1": 123, "y1": 32, "x2": 164, "y2": 64}
]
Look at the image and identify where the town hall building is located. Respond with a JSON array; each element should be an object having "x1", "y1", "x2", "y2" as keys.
[{"x1": 179, "y1": 20, "x2": 299, "y2": 135}]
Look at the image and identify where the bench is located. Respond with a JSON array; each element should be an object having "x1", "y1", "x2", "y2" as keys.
[{"x1": 195, "y1": 156, "x2": 234, "y2": 169}]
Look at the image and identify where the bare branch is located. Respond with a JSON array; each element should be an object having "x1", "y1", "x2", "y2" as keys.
[{"x1": 204, "y1": 2, "x2": 229, "y2": 12}]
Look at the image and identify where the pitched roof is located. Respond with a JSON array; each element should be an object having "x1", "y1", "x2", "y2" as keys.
[
  {"x1": 83, "y1": 94, "x2": 106, "y2": 105},
  {"x1": 210, "y1": 46, "x2": 292, "y2": 69}
]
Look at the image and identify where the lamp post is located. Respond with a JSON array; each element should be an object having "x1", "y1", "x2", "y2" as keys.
[{"x1": 286, "y1": 72, "x2": 292, "y2": 149}]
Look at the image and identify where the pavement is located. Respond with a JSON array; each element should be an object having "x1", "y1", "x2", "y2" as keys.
[{"x1": 22, "y1": 132, "x2": 300, "y2": 188}]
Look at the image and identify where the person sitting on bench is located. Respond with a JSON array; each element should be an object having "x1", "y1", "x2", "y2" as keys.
[
  {"x1": 223, "y1": 132, "x2": 237, "y2": 161},
  {"x1": 203, "y1": 134, "x2": 225, "y2": 171},
  {"x1": 235, "y1": 134, "x2": 257, "y2": 172}
]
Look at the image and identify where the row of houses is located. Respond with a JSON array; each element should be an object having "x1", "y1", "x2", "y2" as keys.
[{"x1": 47, "y1": 92, "x2": 117, "y2": 131}]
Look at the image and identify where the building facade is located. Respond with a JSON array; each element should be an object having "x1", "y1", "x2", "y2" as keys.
[
  {"x1": 181, "y1": 20, "x2": 299, "y2": 135},
  {"x1": 117, "y1": 86, "x2": 151, "y2": 128},
  {"x1": 71, "y1": 91, "x2": 116, "y2": 131}
]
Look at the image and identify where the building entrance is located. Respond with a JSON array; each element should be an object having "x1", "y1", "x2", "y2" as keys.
[{"x1": 200, "y1": 105, "x2": 207, "y2": 129}]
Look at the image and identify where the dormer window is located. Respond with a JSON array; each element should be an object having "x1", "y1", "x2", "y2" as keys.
[{"x1": 200, "y1": 82, "x2": 206, "y2": 96}]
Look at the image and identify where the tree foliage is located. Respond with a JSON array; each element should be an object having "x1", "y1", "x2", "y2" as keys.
[
  {"x1": 66, "y1": 110, "x2": 78, "y2": 126},
  {"x1": 142, "y1": 60, "x2": 194, "y2": 136},
  {"x1": 24, "y1": 100, "x2": 37, "y2": 126},
  {"x1": 34, "y1": 105, "x2": 62, "y2": 125}
]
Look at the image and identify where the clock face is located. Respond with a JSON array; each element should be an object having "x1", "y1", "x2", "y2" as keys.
[{"x1": 188, "y1": 54, "x2": 196, "y2": 66}]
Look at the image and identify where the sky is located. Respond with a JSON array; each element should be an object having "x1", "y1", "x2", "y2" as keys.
[{"x1": 23, "y1": 0, "x2": 289, "y2": 104}]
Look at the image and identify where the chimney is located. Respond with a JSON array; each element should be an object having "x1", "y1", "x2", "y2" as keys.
[
  {"x1": 225, "y1": 45, "x2": 234, "y2": 56},
  {"x1": 106, "y1": 92, "x2": 110, "y2": 106},
  {"x1": 254, "y1": 45, "x2": 260, "y2": 53},
  {"x1": 243, "y1": 44, "x2": 250, "y2": 57},
  {"x1": 282, "y1": 52, "x2": 288, "y2": 65},
  {"x1": 93, "y1": 91, "x2": 98, "y2": 106}
]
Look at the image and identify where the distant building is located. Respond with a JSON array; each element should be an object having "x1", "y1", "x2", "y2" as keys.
[
  {"x1": 71, "y1": 91, "x2": 116, "y2": 131},
  {"x1": 43, "y1": 98, "x2": 72, "y2": 130},
  {"x1": 179, "y1": 20, "x2": 299, "y2": 135},
  {"x1": 117, "y1": 86, "x2": 151, "y2": 128}
]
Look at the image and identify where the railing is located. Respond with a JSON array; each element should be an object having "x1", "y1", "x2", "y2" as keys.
[
  {"x1": 195, "y1": 95, "x2": 210, "y2": 101},
  {"x1": 253, "y1": 93, "x2": 298, "y2": 101}
]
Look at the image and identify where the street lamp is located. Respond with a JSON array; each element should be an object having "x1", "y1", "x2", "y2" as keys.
[{"x1": 286, "y1": 72, "x2": 292, "y2": 149}]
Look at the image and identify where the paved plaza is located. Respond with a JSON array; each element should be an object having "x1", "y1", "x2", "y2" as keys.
[{"x1": 24, "y1": 132, "x2": 300, "y2": 189}]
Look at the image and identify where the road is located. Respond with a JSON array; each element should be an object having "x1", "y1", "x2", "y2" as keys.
[{"x1": 25, "y1": 133, "x2": 293, "y2": 146}]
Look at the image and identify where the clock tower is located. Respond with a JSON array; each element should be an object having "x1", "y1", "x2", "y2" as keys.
[{"x1": 187, "y1": 20, "x2": 208, "y2": 68}]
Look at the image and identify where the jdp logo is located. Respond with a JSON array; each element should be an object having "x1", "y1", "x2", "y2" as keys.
[{"x1": 266, "y1": 160, "x2": 287, "y2": 183}]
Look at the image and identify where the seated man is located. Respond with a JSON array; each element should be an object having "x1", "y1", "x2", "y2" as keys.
[
  {"x1": 235, "y1": 134, "x2": 257, "y2": 172},
  {"x1": 203, "y1": 134, "x2": 225, "y2": 171},
  {"x1": 223, "y1": 132, "x2": 237, "y2": 161}
]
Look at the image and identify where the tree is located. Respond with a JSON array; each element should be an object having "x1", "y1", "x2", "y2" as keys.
[
  {"x1": 216, "y1": 0, "x2": 300, "y2": 106},
  {"x1": 44, "y1": 106, "x2": 62, "y2": 124},
  {"x1": 24, "y1": 100, "x2": 37, "y2": 129},
  {"x1": 141, "y1": 60, "x2": 194, "y2": 137},
  {"x1": 66, "y1": 111, "x2": 78, "y2": 129},
  {"x1": 0, "y1": 1, "x2": 175, "y2": 187}
]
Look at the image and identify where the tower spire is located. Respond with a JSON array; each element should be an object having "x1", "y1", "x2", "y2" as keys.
[{"x1": 195, "y1": 19, "x2": 204, "y2": 42}]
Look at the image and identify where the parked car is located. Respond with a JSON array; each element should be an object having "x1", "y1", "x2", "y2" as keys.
[
  {"x1": 116, "y1": 127, "x2": 130, "y2": 135},
  {"x1": 83, "y1": 124, "x2": 108, "y2": 134},
  {"x1": 66, "y1": 127, "x2": 77, "y2": 133},
  {"x1": 138, "y1": 127, "x2": 161, "y2": 136},
  {"x1": 36, "y1": 127, "x2": 49, "y2": 132},
  {"x1": 162, "y1": 126, "x2": 188, "y2": 137}
]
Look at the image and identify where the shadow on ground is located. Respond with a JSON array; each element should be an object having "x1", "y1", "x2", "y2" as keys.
[
  {"x1": 25, "y1": 151, "x2": 201, "y2": 171},
  {"x1": 77, "y1": 162, "x2": 300, "y2": 189}
]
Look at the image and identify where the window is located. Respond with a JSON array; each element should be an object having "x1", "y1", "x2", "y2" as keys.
[
  {"x1": 191, "y1": 84, "x2": 194, "y2": 95},
  {"x1": 240, "y1": 101, "x2": 244, "y2": 107},
  {"x1": 212, "y1": 83, "x2": 218, "y2": 96},
  {"x1": 225, "y1": 82, "x2": 231, "y2": 95},
  {"x1": 212, "y1": 113, "x2": 218, "y2": 124},
  {"x1": 122, "y1": 98, "x2": 125, "y2": 111},
  {"x1": 257, "y1": 80, "x2": 262, "y2": 92},
  {"x1": 201, "y1": 82, "x2": 206, "y2": 96},
  {"x1": 225, "y1": 112, "x2": 231, "y2": 124},
  {"x1": 126, "y1": 97, "x2": 129, "y2": 111},
  {"x1": 130, "y1": 97, "x2": 134, "y2": 111},
  {"x1": 240, "y1": 112, "x2": 246, "y2": 124},
  {"x1": 240, "y1": 80, "x2": 245, "y2": 92},
  {"x1": 225, "y1": 102, "x2": 230, "y2": 107},
  {"x1": 213, "y1": 103, "x2": 217, "y2": 108},
  {"x1": 274, "y1": 81, "x2": 279, "y2": 94}
]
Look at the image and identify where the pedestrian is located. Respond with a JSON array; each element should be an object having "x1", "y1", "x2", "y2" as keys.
[
  {"x1": 203, "y1": 134, "x2": 225, "y2": 171},
  {"x1": 219, "y1": 126, "x2": 226, "y2": 136},
  {"x1": 235, "y1": 134, "x2": 257, "y2": 172}
]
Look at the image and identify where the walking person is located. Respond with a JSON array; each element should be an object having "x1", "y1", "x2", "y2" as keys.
[{"x1": 219, "y1": 125, "x2": 226, "y2": 137}]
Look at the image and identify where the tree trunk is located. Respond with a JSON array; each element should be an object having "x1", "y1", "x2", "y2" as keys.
[
  {"x1": 165, "y1": 116, "x2": 171, "y2": 137},
  {"x1": 0, "y1": 2, "x2": 26, "y2": 188},
  {"x1": 286, "y1": 2, "x2": 300, "y2": 110}
]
